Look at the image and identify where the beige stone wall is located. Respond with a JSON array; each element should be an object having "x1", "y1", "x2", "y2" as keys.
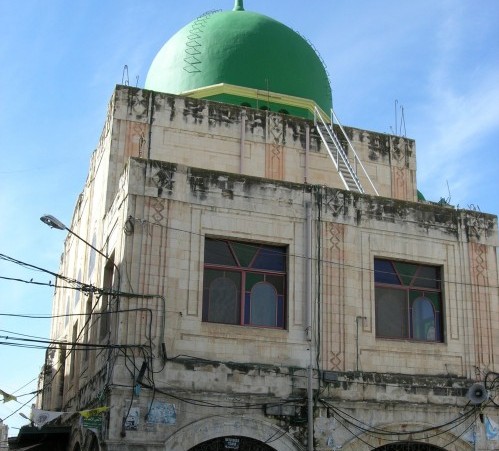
[
  {"x1": 121, "y1": 160, "x2": 311, "y2": 369},
  {"x1": 116, "y1": 158, "x2": 497, "y2": 448},
  {"x1": 318, "y1": 192, "x2": 499, "y2": 378},
  {"x1": 43, "y1": 86, "x2": 498, "y2": 450},
  {"x1": 109, "y1": 86, "x2": 416, "y2": 201},
  {"x1": 118, "y1": 159, "x2": 497, "y2": 380}
]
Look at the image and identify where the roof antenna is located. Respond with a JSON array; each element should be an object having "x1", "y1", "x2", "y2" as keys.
[
  {"x1": 233, "y1": 0, "x2": 244, "y2": 11},
  {"x1": 399, "y1": 105, "x2": 407, "y2": 137},
  {"x1": 394, "y1": 99, "x2": 398, "y2": 135},
  {"x1": 122, "y1": 65, "x2": 129, "y2": 86}
]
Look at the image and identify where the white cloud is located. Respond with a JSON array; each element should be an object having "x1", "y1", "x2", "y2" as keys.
[{"x1": 406, "y1": 0, "x2": 499, "y2": 209}]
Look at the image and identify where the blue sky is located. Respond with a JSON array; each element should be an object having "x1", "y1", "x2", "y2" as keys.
[{"x1": 1, "y1": 0, "x2": 498, "y2": 436}]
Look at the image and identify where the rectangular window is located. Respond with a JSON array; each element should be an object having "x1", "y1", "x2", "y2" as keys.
[
  {"x1": 99, "y1": 258, "x2": 114, "y2": 341},
  {"x1": 202, "y1": 238, "x2": 287, "y2": 328},
  {"x1": 374, "y1": 258, "x2": 443, "y2": 342},
  {"x1": 70, "y1": 321, "x2": 78, "y2": 380},
  {"x1": 83, "y1": 295, "x2": 92, "y2": 362}
]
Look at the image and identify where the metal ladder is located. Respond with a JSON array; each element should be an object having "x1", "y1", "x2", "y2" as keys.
[{"x1": 314, "y1": 107, "x2": 379, "y2": 195}]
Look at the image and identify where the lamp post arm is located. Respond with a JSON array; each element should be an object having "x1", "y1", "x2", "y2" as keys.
[
  {"x1": 41, "y1": 214, "x2": 109, "y2": 261},
  {"x1": 63, "y1": 227, "x2": 109, "y2": 261}
]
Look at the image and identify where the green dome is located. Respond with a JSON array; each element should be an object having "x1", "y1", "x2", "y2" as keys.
[{"x1": 145, "y1": 1, "x2": 332, "y2": 118}]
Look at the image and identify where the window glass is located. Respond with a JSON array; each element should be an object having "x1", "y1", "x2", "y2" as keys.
[
  {"x1": 374, "y1": 259, "x2": 400, "y2": 285},
  {"x1": 208, "y1": 276, "x2": 240, "y2": 324},
  {"x1": 265, "y1": 274, "x2": 285, "y2": 295},
  {"x1": 203, "y1": 270, "x2": 241, "y2": 324},
  {"x1": 204, "y1": 239, "x2": 237, "y2": 266},
  {"x1": 375, "y1": 287, "x2": 407, "y2": 338},
  {"x1": 252, "y1": 246, "x2": 286, "y2": 271},
  {"x1": 412, "y1": 297, "x2": 436, "y2": 341},
  {"x1": 232, "y1": 242, "x2": 258, "y2": 267},
  {"x1": 394, "y1": 261, "x2": 418, "y2": 285},
  {"x1": 203, "y1": 238, "x2": 286, "y2": 329},
  {"x1": 374, "y1": 258, "x2": 443, "y2": 342},
  {"x1": 250, "y1": 282, "x2": 277, "y2": 327},
  {"x1": 413, "y1": 265, "x2": 440, "y2": 289},
  {"x1": 246, "y1": 272, "x2": 264, "y2": 289}
]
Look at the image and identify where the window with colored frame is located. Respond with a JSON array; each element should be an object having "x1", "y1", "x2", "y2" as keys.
[
  {"x1": 374, "y1": 258, "x2": 443, "y2": 342},
  {"x1": 202, "y1": 238, "x2": 287, "y2": 329}
]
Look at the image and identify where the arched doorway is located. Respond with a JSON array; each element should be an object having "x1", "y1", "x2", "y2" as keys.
[
  {"x1": 162, "y1": 415, "x2": 303, "y2": 451},
  {"x1": 189, "y1": 436, "x2": 276, "y2": 450},
  {"x1": 374, "y1": 443, "x2": 446, "y2": 451}
]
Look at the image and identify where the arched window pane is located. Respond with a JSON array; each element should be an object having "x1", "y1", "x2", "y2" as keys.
[
  {"x1": 208, "y1": 277, "x2": 239, "y2": 324},
  {"x1": 412, "y1": 297, "x2": 435, "y2": 341},
  {"x1": 250, "y1": 282, "x2": 277, "y2": 327}
]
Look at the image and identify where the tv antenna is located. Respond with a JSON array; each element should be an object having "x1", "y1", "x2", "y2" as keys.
[
  {"x1": 393, "y1": 100, "x2": 407, "y2": 137},
  {"x1": 122, "y1": 65, "x2": 129, "y2": 86}
]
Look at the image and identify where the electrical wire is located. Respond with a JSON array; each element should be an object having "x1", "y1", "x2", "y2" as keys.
[
  {"x1": 112, "y1": 381, "x2": 304, "y2": 411},
  {"x1": 0, "y1": 253, "x2": 97, "y2": 294},
  {"x1": 124, "y1": 213, "x2": 499, "y2": 292},
  {"x1": 40, "y1": 292, "x2": 114, "y2": 410},
  {"x1": 320, "y1": 398, "x2": 479, "y2": 444},
  {"x1": 0, "y1": 193, "x2": 496, "y2": 439},
  {"x1": 326, "y1": 399, "x2": 477, "y2": 436},
  {"x1": 2, "y1": 215, "x2": 499, "y2": 293},
  {"x1": 1, "y1": 393, "x2": 38, "y2": 422},
  {"x1": 0, "y1": 331, "x2": 489, "y2": 398},
  {"x1": 0, "y1": 335, "x2": 146, "y2": 350},
  {"x1": 441, "y1": 411, "x2": 477, "y2": 448}
]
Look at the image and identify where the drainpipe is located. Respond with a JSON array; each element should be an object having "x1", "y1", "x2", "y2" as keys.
[
  {"x1": 240, "y1": 110, "x2": 246, "y2": 174},
  {"x1": 306, "y1": 201, "x2": 312, "y2": 342},
  {"x1": 356, "y1": 316, "x2": 366, "y2": 372},
  {"x1": 305, "y1": 201, "x2": 314, "y2": 451},
  {"x1": 305, "y1": 125, "x2": 310, "y2": 184},
  {"x1": 147, "y1": 92, "x2": 154, "y2": 160}
]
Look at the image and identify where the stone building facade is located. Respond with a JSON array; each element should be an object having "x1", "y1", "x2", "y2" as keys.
[
  {"x1": 38, "y1": 86, "x2": 499, "y2": 451},
  {"x1": 0, "y1": 420, "x2": 8, "y2": 450},
  {"x1": 35, "y1": 2, "x2": 499, "y2": 450}
]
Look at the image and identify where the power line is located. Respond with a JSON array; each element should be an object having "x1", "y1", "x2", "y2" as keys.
[
  {"x1": 0, "y1": 233, "x2": 499, "y2": 296},
  {"x1": 11, "y1": 377, "x2": 38, "y2": 396},
  {"x1": 0, "y1": 393, "x2": 37, "y2": 423},
  {"x1": 320, "y1": 398, "x2": 479, "y2": 446},
  {"x1": 2, "y1": 210, "x2": 499, "y2": 295},
  {"x1": 0, "y1": 334, "x2": 146, "y2": 350}
]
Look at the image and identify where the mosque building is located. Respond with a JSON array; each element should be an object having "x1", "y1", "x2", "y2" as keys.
[{"x1": 30, "y1": 1, "x2": 498, "y2": 450}]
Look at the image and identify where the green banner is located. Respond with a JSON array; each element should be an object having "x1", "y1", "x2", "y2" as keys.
[{"x1": 82, "y1": 415, "x2": 102, "y2": 430}]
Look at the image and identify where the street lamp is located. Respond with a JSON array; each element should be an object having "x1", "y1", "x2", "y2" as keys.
[
  {"x1": 40, "y1": 213, "x2": 121, "y2": 336},
  {"x1": 40, "y1": 214, "x2": 109, "y2": 261},
  {"x1": 40, "y1": 213, "x2": 121, "y2": 302}
]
